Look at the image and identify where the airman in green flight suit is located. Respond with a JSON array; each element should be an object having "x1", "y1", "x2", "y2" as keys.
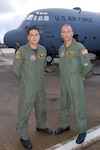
[
  {"x1": 13, "y1": 26, "x2": 53, "y2": 149},
  {"x1": 54, "y1": 24, "x2": 92, "y2": 144}
]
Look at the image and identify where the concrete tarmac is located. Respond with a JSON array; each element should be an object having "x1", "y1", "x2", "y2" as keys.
[{"x1": 0, "y1": 51, "x2": 100, "y2": 150}]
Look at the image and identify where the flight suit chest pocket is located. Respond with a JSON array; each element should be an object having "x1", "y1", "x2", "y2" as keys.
[
  {"x1": 65, "y1": 52, "x2": 79, "y2": 72},
  {"x1": 37, "y1": 54, "x2": 46, "y2": 65},
  {"x1": 23, "y1": 55, "x2": 36, "y2": 68}
]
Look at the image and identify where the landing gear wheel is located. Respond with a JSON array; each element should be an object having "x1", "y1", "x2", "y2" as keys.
[{"x1": 46, "y1": 55, "x2": 53, "y2": 64}]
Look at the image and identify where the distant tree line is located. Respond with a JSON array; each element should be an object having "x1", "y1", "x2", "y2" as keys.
[{"x1": 0, "y1": 43, "x2": 7, "y2": 48}]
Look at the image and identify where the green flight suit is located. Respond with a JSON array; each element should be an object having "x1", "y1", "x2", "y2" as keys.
[
  {"x1": 13, "y1": 43, "x2": 47, "y2": 140},
  {"x1": 59, "y1": 39, "x2": 92, "y2": 134}
]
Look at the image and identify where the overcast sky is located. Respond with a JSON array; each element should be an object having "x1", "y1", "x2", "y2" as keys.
[{"x1": 0, "y1": 0, "x2": 100, "y2": 43}]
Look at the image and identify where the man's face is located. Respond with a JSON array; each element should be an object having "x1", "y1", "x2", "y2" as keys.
[
  {"x1": 27, "y1": 29, "x2": 40, "y2": 45},
  {"x1": 61, "y1": 25, "x2": 73, "y2": 42}
]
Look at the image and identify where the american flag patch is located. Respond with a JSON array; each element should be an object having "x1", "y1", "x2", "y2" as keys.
[{"x1": 82, "y1": 49, "x2": 88, "y2": 54}]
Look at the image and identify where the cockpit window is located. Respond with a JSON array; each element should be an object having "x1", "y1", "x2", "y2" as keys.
[
  {"x1": 25, "y1": 11, "x2": 49, "y2": 21},
  {"x1": 26, "y1": 14, "x2": 34, "y2": 20}
]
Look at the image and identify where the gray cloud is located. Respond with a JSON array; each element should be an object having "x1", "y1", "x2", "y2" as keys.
[
  {"x1": 0, "y1": 13, "x2": 25, "y2": 42},
  {"x1": 0, "y1": 0, "x2": 27, "y2": 42},
  {"x1": 0, "y1": 0, "x2": 17, "y2": 14},
  {"x1": 0, "y1": 0, "x2": 32, "y2": 15}
]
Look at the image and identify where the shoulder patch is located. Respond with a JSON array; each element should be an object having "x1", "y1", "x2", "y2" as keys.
[
  {"x1": 60, "y1": 52, "x2": 65, "y2": 57},
  {"x1": 15, "y1": 51, "x2": 20, "y2": 59},
  {"x1": 82, "y1": 49, "x2": 88, "y2": 55}
]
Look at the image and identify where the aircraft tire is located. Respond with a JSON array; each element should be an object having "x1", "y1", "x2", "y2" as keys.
[{"x1": 46, "y1": 55, "x2": 53, "y2": 64}]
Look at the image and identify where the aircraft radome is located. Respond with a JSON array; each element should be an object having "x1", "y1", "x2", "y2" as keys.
[{"x1": 4, "y1": 7, "x2": 100, "y2": 63}]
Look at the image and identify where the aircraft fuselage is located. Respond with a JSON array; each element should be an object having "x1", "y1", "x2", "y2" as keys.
[{"x1": 4, "y1": 8, "x2": 100, "y2": 59}]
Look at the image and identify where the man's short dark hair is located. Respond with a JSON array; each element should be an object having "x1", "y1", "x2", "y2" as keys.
[{"x1": 27, "y1": 26, "x2": 39, "y2": 35}]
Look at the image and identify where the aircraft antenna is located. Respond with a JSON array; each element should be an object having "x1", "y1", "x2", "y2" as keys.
[{"x1": 73, "y1": 7, "x2": 81, "y2": 13}]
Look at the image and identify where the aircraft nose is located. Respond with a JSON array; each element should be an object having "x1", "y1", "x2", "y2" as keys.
[{"x1": 3, "y1": 29, "x2": 27, "y2": 48}]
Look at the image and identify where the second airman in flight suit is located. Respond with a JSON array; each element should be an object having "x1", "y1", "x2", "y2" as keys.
[{"x1": 54, "y1": 24, "x2": 92, "y2": 144}]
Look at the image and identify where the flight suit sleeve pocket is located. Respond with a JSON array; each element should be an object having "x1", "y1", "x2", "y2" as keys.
[{"x1": 81, "y1": 55, "x2": 92, "y2": 76}]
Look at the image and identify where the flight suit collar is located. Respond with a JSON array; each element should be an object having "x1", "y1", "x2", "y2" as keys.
[{"x1": 64, "y1": 38, "x2": 76, "y2": 49}]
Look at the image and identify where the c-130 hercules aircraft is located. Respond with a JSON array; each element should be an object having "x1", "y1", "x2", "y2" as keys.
[{"x1": 4, "y1": 7, "x2": 100, "y2": 63}]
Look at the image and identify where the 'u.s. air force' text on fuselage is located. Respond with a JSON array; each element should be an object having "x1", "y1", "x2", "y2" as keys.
[{"x1": 55, "y1": 16, "x2": 93, "y2": 23}]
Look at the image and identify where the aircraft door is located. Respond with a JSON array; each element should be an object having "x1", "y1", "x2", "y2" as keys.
[{"x1": 73, "y1": 34, "x2": 79, "y2": 42}]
